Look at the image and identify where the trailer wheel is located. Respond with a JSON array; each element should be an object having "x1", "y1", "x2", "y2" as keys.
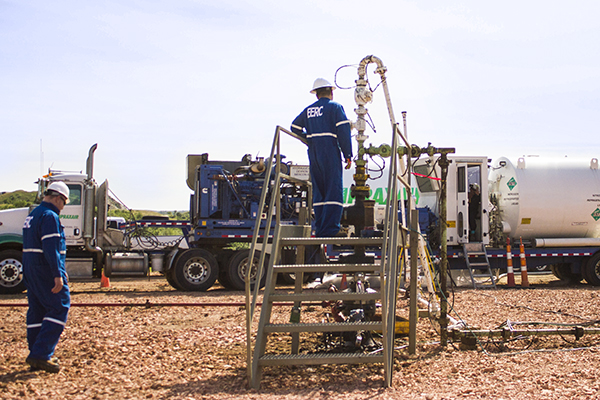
[
  {"x1": 172, "y1": 249, "x2": 218, "y2": 291},
  {"x1": 165, "y1": 265, "x2": 183, "y2": 290},
  {"x1": 226, "y1": 249, "x2": 267, "y2": 291},
  {"x1": 583, "y1": 253, "x2": 600, "y2": 286},
  {"x1": 216, "y1": 250, "x2": 234, "y2": 289},
  {"x1": 0, "y1": 250, "x2": 26, "y2": 294},
  {"x1": 550, "y1": 263, "x2": 580, "y2": 283},
  {"x1": 278, "y1": 272, "x2": 311, "y2": 285}
]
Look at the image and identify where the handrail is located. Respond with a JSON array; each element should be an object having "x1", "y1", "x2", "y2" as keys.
[
  {"x1": 245, "y1": 125, "x2": 312, "y2": 383},
  {"x1": 358, "y1": 55, "x2": 412, "y2": 387}
]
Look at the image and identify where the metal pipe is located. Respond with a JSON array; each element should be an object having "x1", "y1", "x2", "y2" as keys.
[
  {"x1": 534, "y1": 238, "x2": 600, "y2": 247},
  {"x1": 452, "y1": 327, "x2": 600, "y2": 338},
  {"x1": 82, "y1": 143, "x2": 105, "y2": 273},
  {"x1": 409, "y1": 209, "x2": 418, "y2": 354},
  {"x1": 86, "y1": 143, "x2": 98, "y2": 180},
  {"x1": 439, "y1": 154, "x2": 450, "y2": 347}
]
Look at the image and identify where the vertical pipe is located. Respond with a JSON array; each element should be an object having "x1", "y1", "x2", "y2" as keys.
[
  {"x1": 408, "y1": 209, "x2": 419, "y2": 354},
  {"x1": 439, "y1": 155, "x2": 449, "y2": 347}
]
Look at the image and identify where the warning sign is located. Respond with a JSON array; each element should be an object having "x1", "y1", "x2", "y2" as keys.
[
  {"x1": 507, "y1": 177, "x2": 517, "y2": 191},
  {"x1": 592, "y1": 208, "x2": 600, "y2": 221}
]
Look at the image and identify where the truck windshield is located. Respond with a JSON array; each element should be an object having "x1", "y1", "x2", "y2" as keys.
[
  {"x1": 34, "y1": 181, "x2": 82, "y2": 205},
  {"x1": 66, "y1": 184, "x2": 82, "y2": 205}
]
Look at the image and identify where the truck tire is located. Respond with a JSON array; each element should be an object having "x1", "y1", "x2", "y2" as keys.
[
  {"x1": 583, "y1": 253, "x2": 600, "y2": 286},
  {"x1": 165, "y1": 265, "x2": 183, "y2": 290},
  {"x1": 550, "y1": 263, "x2": 581, "y2": 283},
  {"x1": 278, "y1": 272, "x2": 310, "y2": 285},
  {"x1": 216, "y1": 250, "x2": 234, "y2": 290},
  {"x1": 0, "y1": 250, "x2": 26, "y2": 294},
  {"x1": 226, "y1": 249, "x2": 267, "y2": 291},
  {"x1": 172, "y1": 249, "x2": 218, "y2": 291}
]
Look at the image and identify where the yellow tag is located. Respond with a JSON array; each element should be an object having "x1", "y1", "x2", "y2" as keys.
[
  {"x1": 521, "y1": 218, "x2": 531, "y2": 225},
  {"x1": 447, "y1": 221, "x2": 456, "y2": 228}
]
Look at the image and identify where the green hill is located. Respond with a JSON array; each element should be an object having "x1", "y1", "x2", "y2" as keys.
[
  {"x1": 0, "y1": 190, "x2": 37, "y2": 210},
  {"x1": 0, "y1": 191, "x2": 189, "y2": 221}
]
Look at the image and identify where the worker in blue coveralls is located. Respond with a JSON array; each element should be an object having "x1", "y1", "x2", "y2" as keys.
[
  {"x1": 291, "y1": 78, "x2": 353, "y2": 237},
  {"x1": 291, "y1": 78, "x2": 353, "y2": 279},
  {"x1": 22, "y1": 181, "x2": 71, "y2": 373}
]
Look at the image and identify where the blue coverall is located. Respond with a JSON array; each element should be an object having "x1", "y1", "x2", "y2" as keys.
[
  {"x1": 22, "y1": 201, "x2": 70, "y2": 361},
  {"x1": 291, "y1": 97, "x2": 353, "y2": 237}
]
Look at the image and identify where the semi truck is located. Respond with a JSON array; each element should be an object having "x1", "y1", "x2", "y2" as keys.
[
  {"x1": 0, "y1": 144, "x2": 310, "y2": 294},
  {"x1": 414, "y1": 154, "x2": 600, "y2": 285}
]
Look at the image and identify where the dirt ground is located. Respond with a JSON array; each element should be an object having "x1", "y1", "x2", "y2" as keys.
[{"x1": 1, "y1": 273, "x2": 600, "y2": 400}]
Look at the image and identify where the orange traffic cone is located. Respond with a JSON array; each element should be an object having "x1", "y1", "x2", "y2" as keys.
[
  {"x1": 340, "y1": 273, "x2": 348, "y2": 290},
  {"x1": 101, "y1": 271, "x2": 110, "y2": 288},
  {"x1": 519, "y1": 237, "x2": 530, "y2": 288},
  {"x1": 506, "y1": 238, "x2": 515, "y2": 287}
]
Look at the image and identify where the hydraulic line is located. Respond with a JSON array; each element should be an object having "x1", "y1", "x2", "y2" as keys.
[{"x1": 0, "y1": 301, "x2": 295, "y2": 308}]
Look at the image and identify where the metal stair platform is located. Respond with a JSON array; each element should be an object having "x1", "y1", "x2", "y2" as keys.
[
  {"x1": 263, "y1": 321, "x2": 382, "y2": 333},
  {"x1": 274, "y1": 262, "x2": 381, "y2": 274},
  {"x1": 258, "y1": 352, "x2": 385, "y2": 366},
  {"x1": 462, "y1": 242, "x2": 497, "y2": 289},
  {"x1": 249, "y1": 231, "x2": 388, "y2": 389}
]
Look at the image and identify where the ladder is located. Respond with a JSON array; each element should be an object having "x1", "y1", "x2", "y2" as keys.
[
  {"x1": 462, "y1": 242, "x2": 497, "y2": 289},
  {"x1": 247, "y1": 55, "x2": 412, "y2": 390},
  {"x1": 245, "y1": 122, "x2": 405, "y2": 388},
  {"x1": 253, "y1": 235, "x2": 386, "y2": 373}
]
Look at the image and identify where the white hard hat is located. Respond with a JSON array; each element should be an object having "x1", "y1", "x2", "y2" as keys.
[
  {"x1": 46, "y1": 181, "x2": 70, "y2": 203},
  {"x1": 310, "y1": 78, "x2": 335, "y2": 94}
]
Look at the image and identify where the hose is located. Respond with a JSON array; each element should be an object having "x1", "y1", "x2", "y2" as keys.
[{"x1": 0, "y1": 301, "x2": 295, "y2": 308}]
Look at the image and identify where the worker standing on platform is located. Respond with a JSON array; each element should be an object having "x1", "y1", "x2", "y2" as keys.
[
  {"x1": 22, "y1": 181, "x2": 71, "y2": 373},
  {"x1": 291, "y1": 78, "x2": 353, "y2": 238}
]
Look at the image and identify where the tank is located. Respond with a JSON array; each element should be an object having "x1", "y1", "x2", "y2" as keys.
[{"x1": 488, "y1": 156, "x2": 600, "y2": 241}]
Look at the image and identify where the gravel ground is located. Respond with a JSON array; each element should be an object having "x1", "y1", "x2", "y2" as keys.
[{"x1": 1, "y1": 274, "x2": 599, "y2": 399}]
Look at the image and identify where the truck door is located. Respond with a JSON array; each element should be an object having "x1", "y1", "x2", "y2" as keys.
[
  {"x1": 62, "y1": 183, "x2": 84, "y2": 245},
  {"x1": 456, "y1": 164, "x2": 469, "y2": 243}
]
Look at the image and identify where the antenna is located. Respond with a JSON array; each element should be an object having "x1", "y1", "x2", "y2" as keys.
[{"x1": 40, "y1": 139, "x2": 44, "y2": 176}]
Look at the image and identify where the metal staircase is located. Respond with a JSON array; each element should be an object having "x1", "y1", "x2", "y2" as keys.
[
  {"x1": 246, "y1": 55, "x2": 412, "y2": 389},
  {"x1": 253, "y1": 235, "x2": 386, "y2": 372},
  {"x1": 462, "y1": 242, "x2": 497, "y2": 289},
  {"x1": 245, "y1": 124, "x2": 403, "y2": 389}
]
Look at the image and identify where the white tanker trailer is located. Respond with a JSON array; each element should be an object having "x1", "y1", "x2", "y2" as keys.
[
  {"x1": 488, "y1": 156, "x2": 600, "y2": 242},
  {"x1": 414, "y1": 155, "x2": 600, "y2": 286}
]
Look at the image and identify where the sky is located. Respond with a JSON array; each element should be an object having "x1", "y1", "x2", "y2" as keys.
[{"x1": 2, "y1": 0, "x2": 599, "y2": 210}]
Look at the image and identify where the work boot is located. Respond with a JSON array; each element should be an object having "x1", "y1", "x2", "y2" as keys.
[
  {"x1": 26, "y1": 357, "x2": 60, "y2": 373},
  {"x1": 335, "y1": 228, "x2": 350, "y2": 238}
]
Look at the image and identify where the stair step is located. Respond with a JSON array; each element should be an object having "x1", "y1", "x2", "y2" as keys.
[
  {"x1": 264, "y1": 321, "x2": 382, "y2": 333},
  {"x1": 273, "y1": 263, "x2": 381, "y2": 273},
  {"x1": 475, "y1": 285, "x2": 497, "y2": 289},
  {"x1": 258, "y1": 352, "x2": 384, "y2": 366},
  {"x1": 463, "y1": 243, "x2": 486, "y2": 252},
  {"x1": 268, "y1": 291, "x2": 381, "y2": 302},
  {"x1": 468, "y1": 262, "x2": 490, "y2": 267},
  {"x1": 279, "y1": 237, "x2": 384, "y2": 246}
]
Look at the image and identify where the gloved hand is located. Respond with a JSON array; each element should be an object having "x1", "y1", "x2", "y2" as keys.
[{"x1": 345, "y1": 158, "x2": 352, "y2": 170}]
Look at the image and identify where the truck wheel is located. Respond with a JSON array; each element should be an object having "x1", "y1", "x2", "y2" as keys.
[
  {"x1": 0, "y1": 250, "x2": 26, "y2": 294},
  {"x1": 172, "y1": 249, "x2": 218, "y2": 291},
  {"x1": 216, "y1": 250, "x2": 234, "y2": 289},
  {"x1": 226, "y1": 250, "x2": 267, "y2": 291},
  {"x1": 278, "y1": 272, "x2": 310, "y2": 285},
  {"x1": 583, "y1": 253, "x2": 600, "y2": 286},
  {"x1": 165, "y1": 265, "x2": 183, "y2": 290},
  {"x1": 550, "y1": 263, "x2": 580, "y2": 283}
]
